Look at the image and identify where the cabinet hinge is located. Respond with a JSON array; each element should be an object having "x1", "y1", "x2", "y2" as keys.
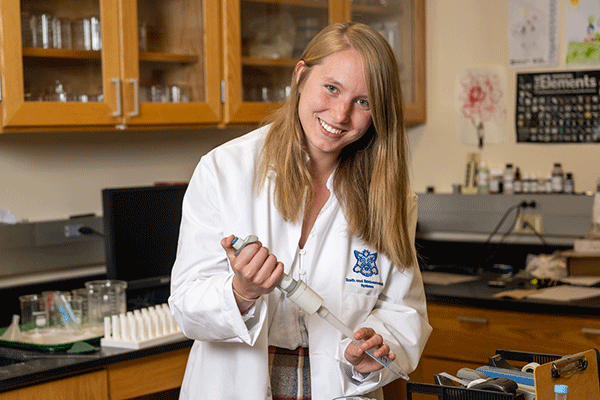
[{"x1": 220, "y1": 80, "x2": 225, "y2": 104}]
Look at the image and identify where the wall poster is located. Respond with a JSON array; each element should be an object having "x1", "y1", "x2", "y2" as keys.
[
  {"x1": 516, "y1": 70, "x2": 600, "y2": 143},
  {"x1": 455, "y1": 67, "x2": 507, "y2": 149},
  {"x1": 565, "y1": 0, "x2": 600, "y2": 65},
  {"x1": 508, "y1": 0, "x2": 558, "y2": 68}
]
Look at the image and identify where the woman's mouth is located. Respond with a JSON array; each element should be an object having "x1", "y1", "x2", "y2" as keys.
[{"x1": 319, "y1": 118, "x2": 343, "y2": 135}]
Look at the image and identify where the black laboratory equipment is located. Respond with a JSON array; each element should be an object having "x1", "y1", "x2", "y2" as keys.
[{"x1": 102, "y1": 184, "x2": 187, "y2": 309}]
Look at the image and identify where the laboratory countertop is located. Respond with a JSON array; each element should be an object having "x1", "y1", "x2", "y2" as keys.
[
  {"x1": 2, "y1": 273, "x2": 600, "y2": 393},
  {"x1": 0, "y1": 337, "x2": 193, "y2": 393},
  {"x1": 423, "y1": 270, "x2": 600, "y2": 317}
]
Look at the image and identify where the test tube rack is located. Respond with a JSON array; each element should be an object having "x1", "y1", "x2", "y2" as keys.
[{"x1": 100, "y1": 303, "x2": 186, "y2": 349}]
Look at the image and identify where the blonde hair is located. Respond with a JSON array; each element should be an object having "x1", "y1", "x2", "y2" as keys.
[{"x1": 255, "y1": 22, "x2": 414, "y2": 268}]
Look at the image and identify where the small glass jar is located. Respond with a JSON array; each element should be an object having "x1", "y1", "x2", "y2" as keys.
[
  {"x1": 52, "y1": 17, "x2": 72, "y2": 49},
  {"x1": 551, "y1": 162, "x2": 564, "y2": 193},
  {"x1": 73, "y1": 16, "x2": 101, "y2": 51},
  {"x1": 33, "y1": 13, "x2": 54, "y2": 49},
  {"x1": 564, "y1": 172, "x2": 574, "y2": 194},
  {"x1": 489, "y1": 169, "x2": 503, "y2": 194}
]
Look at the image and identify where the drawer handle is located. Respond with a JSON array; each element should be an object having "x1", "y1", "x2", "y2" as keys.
[
  {"x1": 581, "y1": 328, "x2": 600, "y2": 335},
  {"x1": 457, "y1": 316, "x2": 488, "y2": 324}
]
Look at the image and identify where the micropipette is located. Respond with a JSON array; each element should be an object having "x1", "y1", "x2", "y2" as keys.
[{"x1": 231, "y1": 235, "x2": 409, "y2": 380}]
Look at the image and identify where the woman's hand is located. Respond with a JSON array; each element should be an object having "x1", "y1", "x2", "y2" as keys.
[
  {"x1": 344, "y1": 327, "x2": 396, "y2": 374},
  {"x1": 221, "y1": 235, "x2": 284, "y2": 312}
]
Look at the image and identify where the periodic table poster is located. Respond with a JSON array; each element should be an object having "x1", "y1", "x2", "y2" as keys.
[{"x1": 516, "y1": 70, "x2": 600, "y2": 143}]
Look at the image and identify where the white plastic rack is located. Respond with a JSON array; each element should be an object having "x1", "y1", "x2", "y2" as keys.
[{"x1": 100, "y1": 303, "x2": 186, "y2": 349}]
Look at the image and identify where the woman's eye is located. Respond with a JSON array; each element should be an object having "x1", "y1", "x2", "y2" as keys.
[
  {"x1": 357, "y1": 99, "x2": 369, "y2": 108},
  {"x1": 325, "y1": 84, "x2": 337, "y2": 93}
]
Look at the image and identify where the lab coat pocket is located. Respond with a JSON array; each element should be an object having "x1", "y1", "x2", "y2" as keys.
[{"x1": 340, "y1": 292, "x2": 379, "y2": 332}]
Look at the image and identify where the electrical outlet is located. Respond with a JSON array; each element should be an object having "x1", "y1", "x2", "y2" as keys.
[
  {"x1": 64, "y1": 224, "x2": 83, "y2": 238},
  {"x1": 514, "y1": 214, "x2": 543, "y2": 234}
]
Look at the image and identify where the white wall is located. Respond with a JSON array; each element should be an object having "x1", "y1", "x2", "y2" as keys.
[
  {"x1": 0, "y1": 129, "x2": 245, "y2": 221},
  {"x1": 409, "y1": 0, "x2": 600, "y2": 194},
  {"x1": 1, "y1": 0, "x2": 599, "y2": 222}
]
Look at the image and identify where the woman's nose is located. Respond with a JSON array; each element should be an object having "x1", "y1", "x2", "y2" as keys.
[{"x1": 332, "y1": 99, "x2": 352, "y2": 123}]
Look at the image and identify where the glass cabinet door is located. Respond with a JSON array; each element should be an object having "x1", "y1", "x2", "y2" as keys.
[
  {"x1": 120, "y1": 0, "x2": 221, "y2": 126},
  {"x1": 351, "y1": 0, "x2": 425, "y2": 125},
  {"x1": 223, "y1": 0, "x2": 342, "y2": 124},
  {"x1": 1, "y1": 0, "x2": 121, "y2": 129},
  {"x1": 1, "y1": 0, "x2": 220, "y2": 131}
]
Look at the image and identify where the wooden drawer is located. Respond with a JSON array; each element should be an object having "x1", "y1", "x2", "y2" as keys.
[
  {"x1": 107, "y1": 348, "x2": 190, "y2": 400},
  {"x1": 425, "y1": 303, "x2": 600, "y2": 363},
  {"x1": 0, "y1": 370, "x2": 108, "y2": 400}
]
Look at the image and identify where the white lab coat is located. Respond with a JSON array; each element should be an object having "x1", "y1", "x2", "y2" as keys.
[{"x1": 169, "y1": 126, "x2": 431, "y2": 400}]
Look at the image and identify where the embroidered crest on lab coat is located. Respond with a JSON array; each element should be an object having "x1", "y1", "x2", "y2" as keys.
[{"x1": 353, "y1": 249, "x2": 379, "y2": 277}]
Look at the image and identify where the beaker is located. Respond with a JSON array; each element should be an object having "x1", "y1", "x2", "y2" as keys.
[
  {"x1": 71, "y1": 287, "x2": 91, "y2": 325},
  {"x1": 19, "y1": 294, "x2": 49, "y2": 331},
  {"x1": 85, "y1": 280, "x2": 127, "y2": 325}
]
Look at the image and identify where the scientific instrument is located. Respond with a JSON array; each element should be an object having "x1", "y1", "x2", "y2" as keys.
[{"x1": 232, "y1": 235, "x2": 409, "y2": 379}]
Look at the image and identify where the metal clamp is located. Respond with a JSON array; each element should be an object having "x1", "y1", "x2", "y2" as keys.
[{"x1": 551, "y1": 353, "x2": 588, "y2": 379}]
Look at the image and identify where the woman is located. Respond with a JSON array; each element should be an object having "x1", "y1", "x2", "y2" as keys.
[{"x1": 169, "y1": 22, "x2": 431, "y2": 400}]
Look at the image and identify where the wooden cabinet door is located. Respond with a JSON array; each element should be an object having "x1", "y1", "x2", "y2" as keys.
[
  {"x1": 222, "y1": 0, "x2": 345, "y2": 125},
  {"x1": 350, "y1": 0, "x2": 426, "y2": 125},
  {"x1": 106, "y1": 348, "x2": 189, "y2": 400},
  {"x1": 0, "y1": 370, "x2": 108, "y2": 400},
  {"x1": 426, "y1": 303, "x2": 600, "y2": 364},
  {"x1": 0, "y1": 0, "x2": 122, "y2": 131},
  {"x1": 118, "y1": 0, "x2": 221, "y2": 126},
  {"x1": 222, "y1": 0, "x2": 425, "y2": 126}
]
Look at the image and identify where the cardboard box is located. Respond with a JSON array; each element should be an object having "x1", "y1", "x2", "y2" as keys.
[{"x1": 563, "y1": 250, "x2": 600, "y2": 276}]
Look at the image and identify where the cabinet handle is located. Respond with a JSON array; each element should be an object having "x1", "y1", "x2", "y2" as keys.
[
  {"x1": 128, "y1": 78, "x2": 140, "y2": 117},
  {"x1": 112, "y1": 78, "x2": 122, "y2": 117},
  {"x1": 457, "y1": 316, "x2": 488, "y2": 324},
  {"x1": 581, "y1": 328, "x2": 600, "y2": 335}
]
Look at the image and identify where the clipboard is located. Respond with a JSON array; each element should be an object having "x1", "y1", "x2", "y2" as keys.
[{"x1": 534, "y1": 349, "x2": 600, "y2": 400}]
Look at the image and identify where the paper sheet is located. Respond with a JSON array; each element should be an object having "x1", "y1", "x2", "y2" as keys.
[
  {"x1": 526, "y1": 285, "x2": 600, "y2": 302},
  {"x1": 508, "y1": 0, "x2": 558, "y2": 68},
  {"x1": 493, "y1": 289, "x2": 538, "y2": 300},
  {"x1": 561, "y1": 276, "x2": 600, "y2": 287}
]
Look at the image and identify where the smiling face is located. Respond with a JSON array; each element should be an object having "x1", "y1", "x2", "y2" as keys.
[{"x1": 296, "y1": 48, "x2": 373, "y2": 166}]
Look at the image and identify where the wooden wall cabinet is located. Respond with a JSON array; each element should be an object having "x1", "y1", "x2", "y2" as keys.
[
  {"x1": 0, "y1": 0, "x2": 425, "y2": 132},
  {"x1": 0, "y1": 0, "x2": 221, "y2": 132}
]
